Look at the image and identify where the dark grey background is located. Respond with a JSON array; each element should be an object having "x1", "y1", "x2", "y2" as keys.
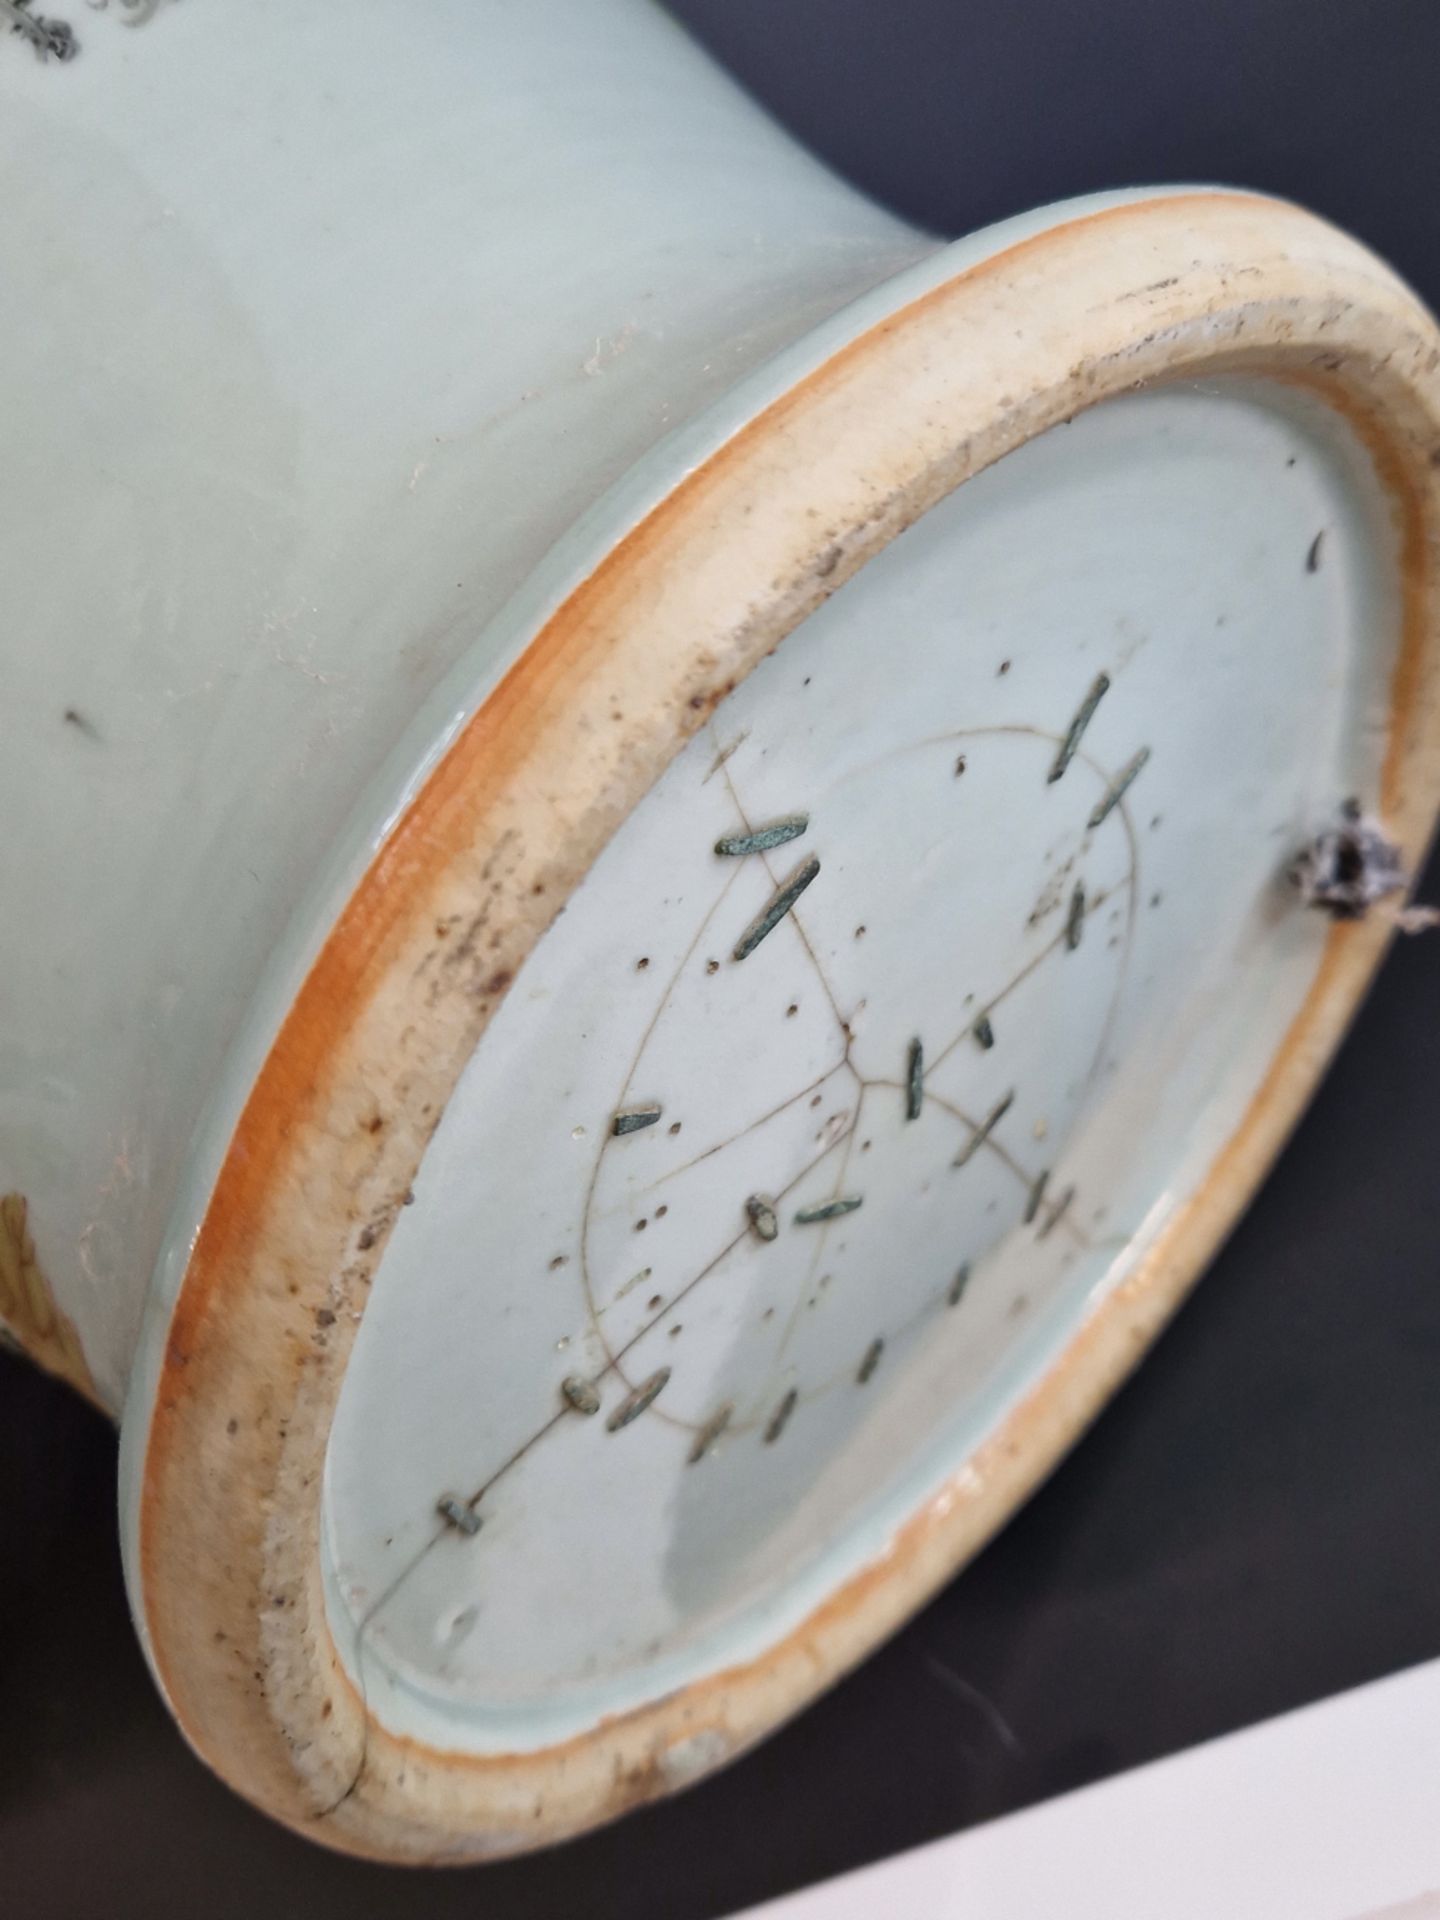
[{"x1": 5, "y1": 3, "x2": 1440, "y2": 1914}]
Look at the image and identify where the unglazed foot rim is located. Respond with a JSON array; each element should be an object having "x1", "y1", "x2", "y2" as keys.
[{"x1": 125, "y1": 190, "x2": 1440, "y2": 1862}]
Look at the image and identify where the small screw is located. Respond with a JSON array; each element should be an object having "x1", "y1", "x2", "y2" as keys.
[
  {"x1": 689, "y1": 1404, "x2": 734, "y2": 1464},
  {"x1": 732, "y1": 856, "x2": 821, "y2": 962},
  {"x1": 714, "y1": 815, "x2": 810, "y2": 857},
  {"x1": 1024, "y1": 1169, "x2": 1050, "y2": 1226},
  {"x1": 795, "y1": 1196, "x2": 863, "y2": 1225},
  {"x1": 1066, "y1": 881, "x2": 1086, "y2": 952},
  {"x1": 905, "y1": 1037, "x2": 924, "y2": 1122},
  {"x1": 436, "y1": 1495, "x2": 481, "y2": 1537},
  {"x1": 1087, "y1": 747, "x2": 1150, "y2": 830},
  {"x1": 764, "y1": 1388, "x2": 798, "y2": 1445},
  {"x1": 607, "y1": 1368, "x2": 671, "y2": 1432},
  {"x1": 1048, "y1": 673, "x2": 1110, "y2": 784},
  {"x1": 746, "y1": 1194, "x2": 779, "y2": 1242},
  {"x1": 561, "y1": 1376, "x2": 601, "y2": 1416}
]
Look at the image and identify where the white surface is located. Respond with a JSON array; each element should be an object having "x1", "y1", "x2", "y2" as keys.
[
  {"x1": 733, "y1": 1659, "x2": 1440, "y2": 1920},
  {"x1": 323, "y1": 377, "x2": 1400, "y2": 1751}
]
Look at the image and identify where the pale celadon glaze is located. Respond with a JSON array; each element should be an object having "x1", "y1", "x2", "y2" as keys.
[
  {"x1": 0, "y1": 0, "x2": 928, "y2": 1410},
  {"x1": 3, "y1": 0, "x2": 1437, "y2": 1861},
  {"x1": 321, "y1": 378, "x2": 1398, "y2": 1753}
]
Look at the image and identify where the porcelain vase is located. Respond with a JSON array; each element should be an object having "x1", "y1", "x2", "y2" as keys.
[{"x1": 3, "y1": 0, "x2": 1440, "y2": 1864}]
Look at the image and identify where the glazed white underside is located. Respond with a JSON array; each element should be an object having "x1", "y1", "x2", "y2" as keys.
[{"x1": 323, "y1": 378, "x2": 1397, "y2": 1753}]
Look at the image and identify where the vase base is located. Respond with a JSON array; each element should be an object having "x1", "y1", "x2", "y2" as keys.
[{"x1": 124, "y1": 188, "x2": 1440, "y2": 1861}]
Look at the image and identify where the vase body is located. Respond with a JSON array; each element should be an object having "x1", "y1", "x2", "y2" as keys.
[{"x1": 0, "y1": 0, "x2": 929, "y2": 1409}]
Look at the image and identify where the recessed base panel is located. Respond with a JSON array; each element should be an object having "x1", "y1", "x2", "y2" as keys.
[{"x1": 323, "y1": 378, "x2": 1397, "y2": 1752}]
